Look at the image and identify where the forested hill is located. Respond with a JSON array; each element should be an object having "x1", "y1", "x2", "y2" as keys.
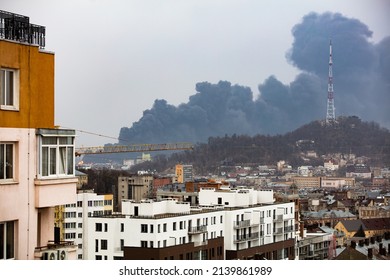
[{"x1": 131, "y1": 116, "x2": 390, "y2": 174}]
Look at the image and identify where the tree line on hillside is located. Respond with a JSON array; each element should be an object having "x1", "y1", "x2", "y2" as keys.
[{"x1": 130, "y1": 116, "x2": 390, "y2": 175}]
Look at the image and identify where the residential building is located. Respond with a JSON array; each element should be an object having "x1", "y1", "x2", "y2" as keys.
[
  {"x1": 63, "y1": 190, "x2": 114, "y2": 259},
  {"x1": 0, "y1": 10, "x2": 77, "y2": 260},
  {"x1": 175, "y1": 164, "x2": 193, "y2": 183},
  {"x1": 334, "y1": 218, "x2": 390, "y2": 243},
  {"x1": 85, "y1": 187, "x2": 295, "y2": 260},
  {"x1": 297, "y1": 228, "x2": 335, "y2": 260},
  {"x1": 321, "y1": 177, "x2": 355, "y2": 188},
  {"x1": 117, "y1": 174, "x2": 153, "y2": 211}
]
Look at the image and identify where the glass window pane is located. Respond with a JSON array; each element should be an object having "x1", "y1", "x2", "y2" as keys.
[
  {"x1": 6, "y1": 71, "x2": 13, "y2": 106},
  {"x1": 67, "y1": 147, "x2": 74, "y2": 175},
  {"x1": 6, "y1": 221, "x2": 14, "y2": 259},
  {"x1": 0, "y1": 70, "x2": 4, "y2": 105},
  {"x1": 42, "y1": 137, "x2": 57, "y2": 145},
  {"x1": 0, "y1": 144, "x2": 4, "y2": 180},
  {"x1": 59, "y1": 137, "x2": 73, "y2": 145},
  {"x1": 5, "y1": 144, "x2": 13, "y2": 179},
  {"x1": 0, "y1": 223, "x2": 4, "y2": 259},
  {"x1": 59, "y1": 147, "x2": 66, "y2": 174},
  {"x1": 49, "y1": 148, "x2": 56, "y2": 175},
  {"x1": 42, "y1": 147, "x2": 48, "y2": 176}
]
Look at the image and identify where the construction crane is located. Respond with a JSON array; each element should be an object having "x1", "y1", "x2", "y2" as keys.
[{"x1": 75, "y1": 142, "x2": 194, "y2": 156}]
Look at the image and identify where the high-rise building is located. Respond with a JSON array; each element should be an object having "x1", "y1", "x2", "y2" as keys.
[{"x1": 0, "y1": 10, "x2": 77, "y2": 260}]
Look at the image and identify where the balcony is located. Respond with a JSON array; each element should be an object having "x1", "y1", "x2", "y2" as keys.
[
  {"x1": 233, "y1": 219, "x2": 250, "y2": 229},
  {"x1": 188, "y1": 225, "x2": 207, "y2": 235},
  {"x1": 34, "y1": 241, "x2": 77, "y2": 260},
  {"x1": 35, "y1": 177, "x2": 77, "y2": 208},
  {"x1": 273, "y1": 227, "x2": 283, "y2": 235},
  {"x1": 233, "y1": 232, "x2": 259, "y2": 243},
  {"x1": 273, "y1": 214, "x2": 284, "y2": 222},
  {"x1": 260, "y1": 217, "x2": 265, "y2": 224},
  {"x1": 284, "y1": 225, "x2": 294, "y2": 233}
]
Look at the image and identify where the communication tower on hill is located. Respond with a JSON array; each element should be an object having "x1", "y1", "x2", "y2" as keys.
[{"x1": 326, "y1": 40, "x2": 336, "y2": 124}]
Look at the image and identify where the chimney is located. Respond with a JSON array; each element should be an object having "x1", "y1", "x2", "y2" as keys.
[
  {"x1": 351, "y1": 240, "x2": 356, "y2": 249},
  {"x1": 358, "y1": 239, "x2": 364, "y2": 247},
  {"x1": 367, "y1": 248, "x2": 373, "y2": 259},
  {"x1": 370, "y1": 236, "x2": 375, "y2": 244},
  {"x1": 377, "y1": 235, "x2": 382, "y2": 243},
  {"x1": 365, "y1": 238, "x2": 369, "y2": 246}
]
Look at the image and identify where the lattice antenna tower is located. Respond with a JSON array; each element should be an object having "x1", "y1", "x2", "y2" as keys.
[{"x1": 326, "y1": 39, "x2": 336, "y2": 124}]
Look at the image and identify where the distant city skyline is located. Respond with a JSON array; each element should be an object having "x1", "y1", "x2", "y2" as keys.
[{"x1": 2, "y1": 0, "x2": 389, "y2": 146}]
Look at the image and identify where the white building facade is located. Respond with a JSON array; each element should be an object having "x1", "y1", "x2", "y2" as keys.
[{"x1": 85, "y1": 187, "x2": 295, "y2": 260}]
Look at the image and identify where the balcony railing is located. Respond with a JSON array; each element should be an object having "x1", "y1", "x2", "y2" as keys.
[
  {"x1": 284, "y1": 225, "x2": 294, "y2": 233},
  {"x1": 273, "y1": 214, "x2": 284, "y2": 222},
  {"x1": 233, "y1": 232, "x2": 259, "y2": 243},
  {"x1": 273, "y1": 227, "x2": 283, "y2": 235},
  {"x1": 188, "y1": 225, "x2": 207, "y2": 234},
  {"x1": 0, "y1": 10, "x2": 46, "y2": 48},
  {"x1": 234, "y1": 219, "x2": 250, "y2": 228}
]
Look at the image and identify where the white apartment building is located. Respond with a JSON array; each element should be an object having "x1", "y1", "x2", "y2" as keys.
[
  {"x1": 63, "y1": 190, "x2": 113, "y2": 259},
  {"x1": 85, "y1": 187, "x2": 295, "y2": 260}
]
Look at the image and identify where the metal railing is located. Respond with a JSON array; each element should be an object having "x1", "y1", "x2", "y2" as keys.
[
  {"x1": 188, "y1": 225, "x2": 207, "y2": 234},
  {"x1": 0, "y1": 10, "x2": 45, "y2": 48},
  {"x1": 233, "y1": 232, "x2": 259, "y2": 243},
  {"x1": 273, "y1": 214, "x2": 284, "y2": 222},
  {"x1": 234, "y1": 219, "x2": 250, "y2": 228}
]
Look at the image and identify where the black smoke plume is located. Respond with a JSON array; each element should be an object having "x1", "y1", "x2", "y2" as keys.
[{"x1": 118, "y1": 12, "x2": 390, "y2": 145}]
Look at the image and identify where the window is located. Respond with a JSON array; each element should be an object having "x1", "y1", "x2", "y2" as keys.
[
  {"x1": 120, "y1": 223, "x2": 124, "y2": 232},
  {"x1": 173, "y1": 222, "x2": 176, "y2": 231},
  {"x1": 150, "y1": 225, "x2": 154, "y2": 233},
  {"x1": 141, "y1": 241, "x2": 148, "y2": 248},
  {"x1": 101, "y1": 240, "x2": 108, "y2": 250},
  {"x1": 141, "y1": 224, "x2": 148, "y2": 233},
  {"x1": 0, "y1": 221, "x2": 14, "y2": 259},
  {"x1": 0, "y1": 68, "x2": 19, "y2": 110},
  {"x1": 95, "y1": 223, "x2": 102, "y2": 232},
  {"x1": 0, "y1": 143, "x2": 14, "y2": 181},
  {"x1": 163, "y1": 223, "x2": 167, "y2": 232},
  {"x1": 38, "y1": 132, "x2": 75, "y2": 178},
  {"x1": 104, "y1": 223, "x2": 108, "y2": 232}
]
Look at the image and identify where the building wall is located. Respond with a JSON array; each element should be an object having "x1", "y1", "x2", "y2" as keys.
[
  {"x1": 1, "y1": 31, "x2": 77, "y2": 259},
  {"x1": 86, "y1": 188, "x2": 295, "y2": 260},
  {"x1": 292, "y1": 176, "x2": 321, "y2": 189},
  {"x1": 0, "y1": 40, "x2": 54, "y2": 129}
]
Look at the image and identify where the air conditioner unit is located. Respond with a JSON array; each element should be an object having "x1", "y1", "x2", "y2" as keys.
[
  {"x1": 57, "y1": 249, "x2": 67, "y2": 260},
  {"x1": 42, "y1": 250, "x2": 58, "y2": 260}
]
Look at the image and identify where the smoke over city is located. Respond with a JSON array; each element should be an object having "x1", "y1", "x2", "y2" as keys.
[{"x1": 118, "y1": 12, "x2": 390, "y2": 145}]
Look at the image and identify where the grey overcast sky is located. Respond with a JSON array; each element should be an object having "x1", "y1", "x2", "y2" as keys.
[{"x1": 2, "y1": 0, "x2": 390, "y2": 146}]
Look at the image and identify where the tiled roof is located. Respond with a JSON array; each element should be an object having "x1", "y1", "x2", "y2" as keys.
[
  {"x1": 361, "y1": 218, "x2": 390, "y2": 231},
  {"x1": 340, "y1": 220, "x2": 365, "y2": 232}
]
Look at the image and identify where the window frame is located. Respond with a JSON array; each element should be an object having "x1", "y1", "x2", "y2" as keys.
[
  {"x1": 0, "y1": 221, "x2": 15, "y2": 260},
  {"x1": 0, "y1": 68, "x2": 19, "y2": 111},
  {"x1": 0, "y1": 142, "x2": 15, "y2": 182},
  {"x1": 38, "y1": 133, "x2": 75, "y2": 179}
]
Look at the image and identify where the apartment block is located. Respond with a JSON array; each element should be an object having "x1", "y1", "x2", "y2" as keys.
[
  {"x1": 86, "y1": 187, "x2": 295, "y2": 260},
  {"x1": 0, "y1": 10, "x2": 77, "y2": 260},
  {"x1": 117, "y1": 175, "x2": 153, "y2": 211},
  {"x1": 63, "y1": 190, "x2": 113, "y2": 259}
]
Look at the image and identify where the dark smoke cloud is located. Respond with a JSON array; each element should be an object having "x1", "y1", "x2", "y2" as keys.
[{"x1": 118, "y1": 12, "x2": 390, "y2": 145}]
